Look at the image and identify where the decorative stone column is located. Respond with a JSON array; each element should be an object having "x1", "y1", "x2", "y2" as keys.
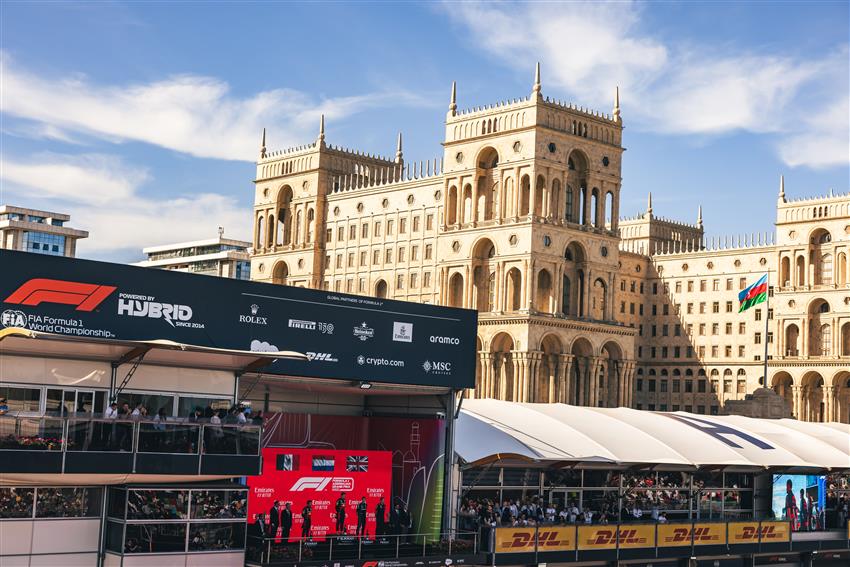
[
  {"x1": 558, "y1": 354, "x2": 575, "y2": 404},
  {"x1": 823, "y1": 385, "x2": 835, "y2": 422}
]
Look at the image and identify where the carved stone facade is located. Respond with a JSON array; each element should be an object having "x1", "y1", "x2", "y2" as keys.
[{"x1": 249, "y1": 67, "x2": 849, "y2": 422}]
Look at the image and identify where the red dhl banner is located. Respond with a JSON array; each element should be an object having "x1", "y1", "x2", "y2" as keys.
[
  {"x1": 577, "y1": 524, "x2": 655, "y2": 550},
  {"x1": 494, "y1": 526, "x2": 576, "y2": 553},
  {"x1": 657, "y1": 523, "x2": 726, "y2": 547},
  {"x1": 728, "y1": 521, "x2": 790, "y2": 544}
]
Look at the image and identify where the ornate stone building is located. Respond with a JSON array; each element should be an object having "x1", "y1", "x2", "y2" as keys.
[{"x1": 249, "y1": 66, "x2": 849, "y2": 423}]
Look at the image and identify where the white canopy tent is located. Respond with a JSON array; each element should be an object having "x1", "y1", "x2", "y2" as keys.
[{"x1": 457, "y1": 399, "x2": 850, "y2": 471}]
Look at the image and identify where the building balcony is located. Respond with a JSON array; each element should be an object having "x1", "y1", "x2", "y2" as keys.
[{"x1": 0, "y1": 415, "x2": 261, "y2": 476}]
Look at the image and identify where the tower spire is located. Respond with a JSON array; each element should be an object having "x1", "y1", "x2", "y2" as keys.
[
  {"x1": 449, "y1": 81, "x2": 457, "y2": 115},
  {"x1": 395, "y1": 131, "x2": 403, "y2": 163},
  {"x1": 697, "y1": 205, "x2": 703, "y2": 227},
  {"x1": 532, "y1": 61, "x2": 541, "y2": 97},
  {"x1": 260, "y1": 128, "x2": 266, "y2": 159},
  {"x1": 778, "y1": 174, "x2": 786, "y2": 201},
  {"x1": 318, "y1": 114, "x2": 325, "y2": 145},
  {"x1": 646, "y1": 192, "x2": 653, "y2": 217},
  {"x1": 613, "y1": 86, "x2": 621, "y2": 122}
]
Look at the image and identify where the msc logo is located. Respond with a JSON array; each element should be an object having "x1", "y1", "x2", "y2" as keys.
[
  {"x1": 5, "y1": 279, "x2": 116, "y2": 312},
  {"x1": 1, "y1": 309, "x2": 27, "y2": 328},
  {"x1": 290, "y1": 477, "x2": 353, "y2": 492},
  {"x1": 422, "y1": 360, "x2": 452, "y2": 375}
]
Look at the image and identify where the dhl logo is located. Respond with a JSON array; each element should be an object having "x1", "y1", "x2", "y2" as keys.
[
  {"x1": 588, "y1": 529, "x2": 647, "y2": 545},
  {"x1": 502, "y1": 530, "x2": 570, "y2": 549},
  {"x1": 739, "y1": 525, "x2": 780, "y2": 540},
  {"x1": 665, "y1": 527, "x2": 720, "y2": 543}
]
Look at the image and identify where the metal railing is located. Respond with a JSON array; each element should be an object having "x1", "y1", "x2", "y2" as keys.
[
  {"x1": 246, "y1": 530, "x2": 480, "y2": 566},
  {"x1": 0, "y1": 414, "x2": 260, "y2": 458}
]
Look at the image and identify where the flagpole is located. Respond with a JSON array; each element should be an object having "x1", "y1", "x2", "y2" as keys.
[{"x1": 763, "y1": 271, "x2": 770, "y2": 389}]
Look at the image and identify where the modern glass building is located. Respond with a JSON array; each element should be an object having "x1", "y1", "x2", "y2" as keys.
[
  {"x1": 0, "y1": 204, "x2": 88, "y2": 257},
  {"x1": 134, "y1": 230, "x2": 252, "y2": 279}
]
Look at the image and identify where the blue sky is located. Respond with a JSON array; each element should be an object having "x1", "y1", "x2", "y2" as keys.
[{"x1": 1, "y1": 1, "x2": 847, "y2": 261}]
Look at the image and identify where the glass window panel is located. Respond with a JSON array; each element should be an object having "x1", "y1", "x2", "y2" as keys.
[
  {"x1": 501, "y1": 468, "x2": 538, "y2": 487},
  {"x1": 105, "y1": 521, "x2": 125, "y2": 553},
  {"x1": 117, "y1": 393, "x2": 175, "y2": 417},
  {"x1": 693, "y1": 471, "x2": 723, "y2": 489},
  {"x1": 107, "y1": 488, "x2": 126, "y2": 519},
  {"x1": 36, "y1": 487, "x2": 102, "y2": 517},
  {"x1": 657, "y1": 471, "x2": 691, "y2": 489},
  {"x1": 585, "y1": 470, "x2": 620, "y2": 488},
  {"x1": 0, "y1": 417, "x2": 64, "y2": 450},
  {"x1": 124, "y1": 523, "x2": 187, "y2": 553},
  {"x1": 582, "y1": 490, "x2": 619, "y2": 519},
  {"x1": 723, "y1": 472, "x2": 751, "y2": 488},
  {"x1": 462, "y1": 467, "x2": 501, "y2": 486},
  {"x1": 190, "y1": 490, "x2": 247, "y2": 519},
  {"x1": 0, "y1": 487, "x2": 34, "y2": 518},
  {"x1": 127, "y1": 490, "x2": 188, "y2": 520},
  {"x1": 188, "y1": 522, "x2": 245, "y2": 551},
  {"x1": 0, "y1": 386, "x2": 41, "y2": 413},
  {"x1": 544, "y1": 469, "x2": 583, "y2": 487},
  {"x1": 177, "y1": 397, "x2": 231, "y2": 419},
  {"x1": 202, "y1": 425, "x2": 259, "y2": 455},
  {"x1": 67, "y1": 419, "x2": 133, "y2": 452},
  {"x1": 138, "y1": 423, "x2": 199, "y2": 454}
]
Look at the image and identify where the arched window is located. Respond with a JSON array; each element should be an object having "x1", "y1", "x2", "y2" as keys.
[
  {"x1": 447, "y1": 186, "x2": 458, "y2": 225},
  {"x1": 565, "y1": 186, "x2": 574, "y2": 222},
  {"x1": 267, "y1": 214, "x2": 275, "y2": 248},
  {"x1": 449, "y1": 273, "x2": 464, "y2": 308},
  {"x1": 506, "y1": 268, "x2": 522, "y2": 311},
  {"x1": 820, "y1": 324, "x2": 831, "y2": 356},
  {"x1": 536, "y1": 270, "x2": 553, "y2": 313},
  {"x1": 307, "y1": 209, "x2": 315, "y2": 243},
  {"x1": 562, "y1": 275, "x2": 571, "y2": 315},
  {"x1": 375, "y1": 279, "x2": 388, "y2": 298},
  {"x1": 591, "y1": 278, "x2": 607, "y2": 320},
  {"x1": 256, "y1": 216, "x2": 265, "y2": 249},
  {"x1": 519, "y1": 176, "x2": 531, "y2": 216}
]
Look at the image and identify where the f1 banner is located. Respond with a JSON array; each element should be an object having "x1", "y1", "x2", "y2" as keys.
[
  {"x1": 0, "y1": 250, "x2": 477, "y2": 388},
  {"x1": 494, "y1": 526, "x2": 576, "y2": 553},
  {"x1": 657, "y1": 523, "x2": 726, "y2": 547},
  {"x1": 248, "y1": 448, "x2": 391, "y2": 540}
]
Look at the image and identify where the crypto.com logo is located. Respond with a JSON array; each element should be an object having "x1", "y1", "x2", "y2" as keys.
[
  {"x1": 289, "y1": 477, "x2": 354, "y2": 492},
  {"x1": 5, "y1": 278, "x2": 116, "y2": 312}
]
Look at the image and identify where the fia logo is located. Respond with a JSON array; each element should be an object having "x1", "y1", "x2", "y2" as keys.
[{"x1": 1, "y1": 309, "x2": 27, "y2": 329}]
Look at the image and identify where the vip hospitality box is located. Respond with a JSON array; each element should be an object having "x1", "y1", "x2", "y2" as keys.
[{"x1": 0, "y1": 250, "x2": 477, "y2": 388}]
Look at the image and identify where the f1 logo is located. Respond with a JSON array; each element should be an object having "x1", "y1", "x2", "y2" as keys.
[
  {"x1": 290, "y1": 477, "x2": 332, "y2": 492},
  {"x1": 5, "y1": 278, "x2": 116, "y2": 312}
]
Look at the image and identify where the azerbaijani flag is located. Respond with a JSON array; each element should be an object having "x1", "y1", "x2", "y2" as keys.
[{"x1": 738, "y1": 274, "x2": 768, "y2": 313}]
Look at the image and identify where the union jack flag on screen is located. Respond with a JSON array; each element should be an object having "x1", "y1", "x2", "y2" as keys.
[{"x1": 346, "y1": 455, "x2": 369, "y2": 472}]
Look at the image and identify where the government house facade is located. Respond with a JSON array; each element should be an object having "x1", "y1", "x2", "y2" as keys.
[{"x1": 249, "y1": 66, "x2": 850, "y2": 423}]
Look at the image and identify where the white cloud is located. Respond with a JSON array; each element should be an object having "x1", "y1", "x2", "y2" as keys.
[
  {"x1": 444, "y1": 1, "x2": 849, "y2": 168},
  {"x1": 0, "y1": 52, "x2": 430, "y2": 162},
  {"x1": 0, "y1": 153, "x2": 251, "y2": 256}
]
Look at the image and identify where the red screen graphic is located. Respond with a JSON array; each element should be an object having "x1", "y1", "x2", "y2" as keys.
[{"x1": 248, "y1": 448, "x2": 391, "y2": 541}]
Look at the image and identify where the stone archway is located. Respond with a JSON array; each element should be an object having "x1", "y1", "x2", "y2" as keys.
[
  {"x1": 536, "y1": 334, "x2": 564, "y2": 402},
  {"x1": 801, "y1": 371, "x2": 825, "y2": 422},
  {"x1": 771, "y1": 371, "x2": 794, "y2": 417},
  {"x1": 601, "y1": 341, "x2": 625, "y2": 407},
  {"x1": 488, "y1": 332, "x2": 516, "y2": 400}
]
